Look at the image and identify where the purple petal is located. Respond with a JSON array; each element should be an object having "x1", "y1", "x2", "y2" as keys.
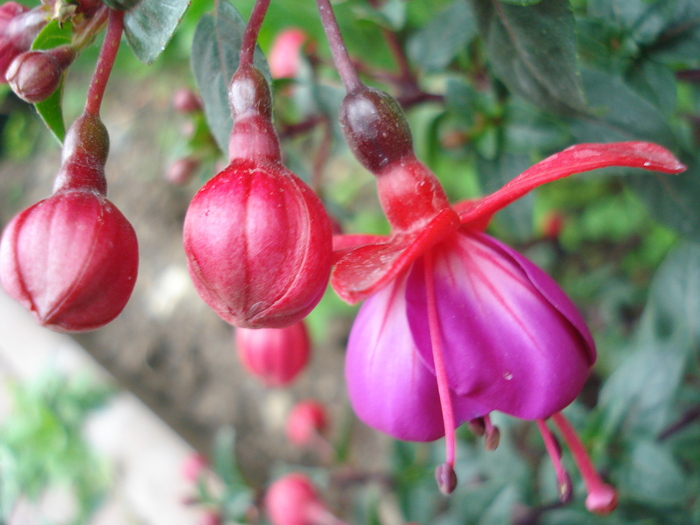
[
  {"x1": 406, "y1": 231, "x2": 594, "y2": 420},
  {"x1": 346, "y1": 273, "x2": 482, "y2": 441}
]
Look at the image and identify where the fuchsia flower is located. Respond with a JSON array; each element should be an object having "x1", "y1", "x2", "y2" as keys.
[{"x1": 333, "y1": 87, "x2": 686, "y2": 510}]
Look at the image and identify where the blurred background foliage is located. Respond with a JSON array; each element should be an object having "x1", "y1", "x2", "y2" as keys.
[{"x1": 1, "y1": 0, "x2": 699, "y2": 523}]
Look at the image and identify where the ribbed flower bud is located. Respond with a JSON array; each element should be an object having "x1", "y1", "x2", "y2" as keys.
[
  {"x1": 0, "y1": 114, "x2": 138, "y2": 332},
  {"x1": 184, "y1": 65, "x2": 332, "y2": 329},
  {"x1": 286, "y1": 400, "x2": 328, "y2": 447},
  {"x1": 236, "y1": 321, "x2": 310, "y2": 386},
  {"x1": 0, "y1": 3, "x2": 46, "y2": 83},
  {"x1": 7, "y1": 45, "x2": 76, "y2": 103}
]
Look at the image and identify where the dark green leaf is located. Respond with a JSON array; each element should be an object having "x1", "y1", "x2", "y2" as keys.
[
  {"x1": 621, "y1": 440, "x2": 689, "y2": 506},
  {"x1": 407, "y1": 1, "x2": 476, "y2": 72},
  {"x1": 567, "y1": 68, "x2": 676, "y2": 148},
  {"x1": 472, "y1": 0, "x2": 586, "y2": 115},
  {"x1": 499, "y1": 0, "x2": 543, "y2": 4},
  {"x1": 626, "y1": 60, "x2": 677, "y2": 115},
  {"x1": 30, "y1": 21, "x2": 73, "y2": 143},
  {"x1": 476, "y1": 152, "x2": 534, "y2": 241},
  {"x1": 648, "y1": 0, "x2": 700, "y2": 65},
  {"x1": 191, "y1": 0, "x2": 269, "y2": 154},
  {"x1": 631, "y1": 158, "x2": 700, "y2": 241},
  {"x1": 124, "y1": 0, "x2": 191, "y2": 64},
  {"x1": 353, "y1": 0, "x2": 407, "y2": 31}
]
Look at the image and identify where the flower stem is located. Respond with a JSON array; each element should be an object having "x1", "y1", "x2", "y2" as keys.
[
  {"x1": 424, "y1": 251, "x2": 458, "y2": 494},
  {"x1": 85, "y1": 8, "x2": 123, "y2": 116},
  {"x1": 551, "y1": 412, "x2": 618, "y2": 514},
  {"x1": 315, "y1": 0, "x2": 362, "y2": 93},
  {"x1": 239, "y1": 0, "x2": 270, "y2": 68}
]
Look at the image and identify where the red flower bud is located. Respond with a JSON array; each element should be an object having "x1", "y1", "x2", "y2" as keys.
[
  {"x1": 542, "y1": 210, "x2": 565, "y2": 240},
  {"x1": 236, "y1": 321, "x2": 310, "y2": 386},
  {"x1": 181, "y1": 452, "x2": 208, "y2": 482},
  {"x1": 0, "y1": 4, "x2": 46, "y2": 83},
  {"x1": 7, "y1": 46, "x2": 76, "y2": 103},
  {"x1": 265, "y1": 473, "x2": 331, "y2": 525},
  {"x1": 0, "y1": 189, "x2": 138, "y2": 332},
  {"x1": 185, "y1": 65, "x2": 332, "y2": 328},
  {"x1": 183, "y1": 159, "x2": 332, "y2": 328},
  {"x1": 286, "y1": 400, "x2": 328, "y2": 447},
  {"x1": 0, "y1": 114, "x2": 138, "y2": 332}
]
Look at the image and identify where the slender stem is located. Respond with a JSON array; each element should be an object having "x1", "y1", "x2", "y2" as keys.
[
  {"x1": 85, "y1": 9, "x2": 123, "y2": 116},
  {"x1": 424, "y1": 253, "x2": 456, "y2": 468},
  {"x1": 315, "y1": 0, "x2": 362, "y2": 93},
  {"x1": 239, "y1": 0, "x2": 271, "y2": 68}
]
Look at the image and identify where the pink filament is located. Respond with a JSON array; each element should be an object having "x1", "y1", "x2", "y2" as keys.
[
  {"x1": 536, "y1": 419, "x2": 572, "y2": 502},
  {"x1": 551, "y1": 412, "x2": 618, "y2": 514}
]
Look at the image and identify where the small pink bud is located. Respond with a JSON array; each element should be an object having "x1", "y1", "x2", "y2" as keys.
[
  {"x1": 0, "y1": 4, "x2": 46, "y2": 83},
  {"x1": 172, "y1": 88, "x2": 202, "y2": 114},
  {"x1": 181, "y1": 452, "x2": 208, "y2": 482},
  {"x1": 236, "y1": 321, "x2": 310, "y2": 387},
  {"x1": 0, "y1": 189, "x2": 138, "y2": 332},
  {"x1": 198, "y1": 511, "x2": 222, "y2": 525},
  {"x1": 268, "y1": 28, "x2": 307, "y2": 79},
  {"x1": 166, "y1": 156, "x2": 200, "y2": 185},
  {"x1": 585, "y1": 484, "x2": 618, "y2": 515},
  {"x1": 286, "y1": 400, "x2": 328, "y2": 447},
  {"x1": 7, "y1": 46, "x2": 76, "y2": 103},
  {"x1": 183, "y1": 161, "x2": 332, "y2": 328},
  {"x1": 265, "y1": 473, "x2": 325, "y2": 525}
]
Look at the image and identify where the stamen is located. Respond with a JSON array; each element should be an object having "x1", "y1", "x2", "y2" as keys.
[
  {"x1": 484, "y1": 414, "x2": 500, "y2": 450},
  {"x1": 468, "y1": 417, "x2": 486, "y2": 437},
  {"x1": 551, "y1": 412, "x2": 618, "y2": 514},
  {"x1": 536, "y1": 419, "x2": 573, "y2": 503},
  {"x1": 424, "y1": 252, "x2": 458, "y2": 494}
]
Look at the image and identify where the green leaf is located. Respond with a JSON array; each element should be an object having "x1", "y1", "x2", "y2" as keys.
[
  {"x1": 191, "y1": 0, "x2": 269, "y2": 154},
  {"x1": 124, "y1": 0, "x2": 191, "y2": 64},
  {"x1": 407, "y1": 1, "x2": 477, "y2": 72},
  {"x1": 567, "y1": 68, "x2": 676, "y2": 147},
  {"x1": 30, "y1": 20, "x2": 73, "y2": 143},
  {"x1": 476, "y1": 152, "x2": 534, "y2": 241},
  {"x1": 631, "y1": 158, "x2": 700, "y2": 241},
  {"x1": 621, "y1": 440, "x2": 689, "y2": 506},
  {"x1": 472, "y1": 0, "x2": 586, "y2": 115}
]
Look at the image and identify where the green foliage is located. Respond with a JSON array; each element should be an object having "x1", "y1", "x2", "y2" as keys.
[
  {"x1": 123, "y1": 0, "x2": 192, "y2": 64},
  {"x1": 0, "y1": 372, "x2": 114, "y2": 524}
]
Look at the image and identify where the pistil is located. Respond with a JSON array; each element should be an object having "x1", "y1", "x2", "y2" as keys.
[{"x1": 424, "y1": 251, "x2": 458, "y2": 494}]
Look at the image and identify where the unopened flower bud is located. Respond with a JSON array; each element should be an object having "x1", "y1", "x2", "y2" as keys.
[
  {"x1": 286, "y1": 400, "x2": 328, "y2": 447},
  {"x1": 265, "y1": 473, "x2": 335, "y2": 525},
  {"x1": 269, "y1": 28, "x2": 307, "y2": 79},
  {"x1": 183, "y1": 160, "x2": 332, "y2": 328},
  {"x1": 7, "y1": 46, "x2": 76, "y2": 103},
  {"x1": 166, "y1": 156, "x2": 200, "y2": 185},
  {"x1": 0, "y1": 4, "x2": 47, "y2": 83},
  {"x1": 0, "y1": 189, "x2": 138, "y2": 332},
  {"x1": 173, "y1": 88, "x2": 202, "y2": 114},
  {"x1": 236, "y1": 321, "x2": 310, "y2": 386},
  {"x1": 0, "y1": 113, "x2": 137, "y2": 332}
]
